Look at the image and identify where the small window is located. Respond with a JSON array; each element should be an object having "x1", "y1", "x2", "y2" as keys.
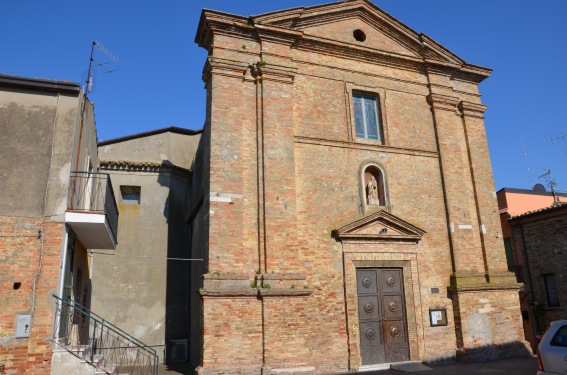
[
  {"x1": 543, "y1": 273, "x2": 560, "y2": 307},
  {"x1": 550, "y1": 324, "x2": 567, "y2": 347},
  {"x1": 353, "y1": 93, "x2": 382, "y2": 142},
  {"x1": 120, "y1": 185, "x2": 141, "y2": 204},
  {"x1": 353, "y1": 29, "x2": 366, "y2": 42}
]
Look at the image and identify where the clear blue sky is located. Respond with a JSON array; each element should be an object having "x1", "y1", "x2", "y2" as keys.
[{"x1": 2, "y1": 1, "x2": 566, "y2": 191}]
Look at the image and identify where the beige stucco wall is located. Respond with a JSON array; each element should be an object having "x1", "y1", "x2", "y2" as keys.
[
  {"x1": 0, "y1": 88, "x2": 96, "y2": 218},
  {"x1": 91, "y1": 130, "x2": 200, "y2": 363}
]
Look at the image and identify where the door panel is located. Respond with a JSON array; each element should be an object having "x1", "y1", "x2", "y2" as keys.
[
  {"x1": 357, "y1": 268, "x2": 409, "y2": 365},
  {"x1": 357, "y1": 270, "x2": 378, "y2": 294},
  {"x1": 382, "y1": 295, "x2": 404, "y2": 319},
  {"x1": 358, "y1": 295, "x2": 380, "y2": 320},
  {"x1": 381, "y1": 269, "x2": 403, "y2": 294}
]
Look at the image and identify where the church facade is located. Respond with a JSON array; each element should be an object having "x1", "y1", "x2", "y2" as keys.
[{"x1": 189, "y1": 1, "x2": 530, "y2": 373}]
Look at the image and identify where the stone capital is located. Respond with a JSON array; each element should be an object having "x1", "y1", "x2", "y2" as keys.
[
  {"x1": 459, "y1": 101, "x2": 487, "y2": 119},
  {"x1": 426, "y1": 93, "x2": 460, "y2": 112},
  {"x1": 202, "y1": 58, "x2": 249, "y2": 83}
]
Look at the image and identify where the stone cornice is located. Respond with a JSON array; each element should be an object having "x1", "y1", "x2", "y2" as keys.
[
  {"x1": 295, "y1": 35, "x2": 425, "y2": 73},
  {"x1": 294, "y1": 135, "x2": 439, "y2": 159},
  {"x1": 258, "y1": 288, "x2": 314, "y2": 298},
  {"x1": 195, "y1": 9, "x2": 251, "y2": 49},
  {"x1": 195, "y1": 3, "x2": 492, "y2": 85},
  {"x1": 199, "y1": 288, "x2": 258, "y2": 298},
  {"x1": 199, "y1": 287, "x2": 314, "y2": 298},
  {"x1": 255, "y1": 23, "x2": 303, "y2": 46},
  {"x1": 448, "y1": 284, "x2": 521, "y2": 293},
  {"x1": 100, "y1": 160, "x2": 190, "y2": 174}
]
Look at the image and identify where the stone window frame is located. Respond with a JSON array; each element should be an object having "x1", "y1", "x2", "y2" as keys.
[
  {"x1": 345, "y1": 83, "x2": 389, "y2": 145},
  {"x1": 359, "y1": 161, "x2": 389, "y2": 213}
]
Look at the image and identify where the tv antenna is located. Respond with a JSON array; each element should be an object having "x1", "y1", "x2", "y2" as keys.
[
  {"x1": 538, "y1": 169, "x2": 558, "y2": 205},
  {"x1": 84, "y1": 40, "x2": 121, "y2": 94},
  {"x1": 547, "y1": 133, "x2": 567, "y2": 144}
]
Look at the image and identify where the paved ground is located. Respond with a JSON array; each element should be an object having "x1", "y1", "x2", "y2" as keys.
[
  {"x1": 158, "y1": 363, "x2": 194, "y2": 374},
  {"x1": 158, "y1": 356, "x2": 539, "y2": 374},
  {"x1": 337, "y1": 356, "x2": 539, "y2": 375}
]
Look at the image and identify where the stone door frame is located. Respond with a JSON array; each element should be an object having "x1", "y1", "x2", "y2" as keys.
[
  {"x1": 357, "y1": 267, "x2": 409, "y2": 365},
  {"x1": 342, "y1": 248, "x2": 423, "y2": 370}
]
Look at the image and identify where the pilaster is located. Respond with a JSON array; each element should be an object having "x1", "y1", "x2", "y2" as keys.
[
  {"x1": 427, "y1": 91, "x2": 486, "y2": 284},
  {"x1": 253, "y1": 32, "x2": 300, "y2": 274}
]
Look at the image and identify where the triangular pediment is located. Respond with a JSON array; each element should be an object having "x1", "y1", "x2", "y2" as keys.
[
  {"x1": 251, "y1": 0, "x2": 463, "y2": 65},
  {"x1": 332, "y1": 210, "x2": 425, "y2": 242},
  {"x1": 196, "y1": 1, "x2": 491, "y2": 82}
]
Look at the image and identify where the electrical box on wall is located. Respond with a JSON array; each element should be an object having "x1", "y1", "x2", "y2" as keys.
[{"x1": 16, "y1": 314, "x2": 31, "y2": 338}]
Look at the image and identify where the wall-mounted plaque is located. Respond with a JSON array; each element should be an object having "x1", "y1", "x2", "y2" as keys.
[{"x1": 429, "y1": 308, "x2": 448, "y2": 327}]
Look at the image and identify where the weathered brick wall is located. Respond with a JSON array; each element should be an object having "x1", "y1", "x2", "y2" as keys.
[
  {"x1": 200, "y1": 298, "x2": 263, "y2": 373},
  {"x1": 511, "y1": 209, "x2": 567, "y2": 332},
  {"x1": 451, "y1": 289, "x2": 531, "y2": 362},
  {"x1": 0, "y1": 217, "x2": 63, "y2": 374},
  {"x1": 195, "y1": 2, "x2": 529, "y2": 372}
]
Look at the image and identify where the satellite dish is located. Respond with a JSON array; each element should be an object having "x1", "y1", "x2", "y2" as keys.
[{"x1": 533, "y1": 183, "x2": 546, "y2": 192}]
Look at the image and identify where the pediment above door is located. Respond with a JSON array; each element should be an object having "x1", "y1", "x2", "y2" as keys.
[{"x1": 332, "y1": 210, "x2": 425, "y2": 243}]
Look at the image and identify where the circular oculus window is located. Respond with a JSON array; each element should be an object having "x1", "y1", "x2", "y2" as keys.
[{"x1": 353, "y1": 29, "x2": 366, "y2": 42}]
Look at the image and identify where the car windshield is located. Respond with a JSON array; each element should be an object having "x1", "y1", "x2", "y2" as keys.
[{"x1": 550, "y1": 324, "x2": 567, "y2": 347}]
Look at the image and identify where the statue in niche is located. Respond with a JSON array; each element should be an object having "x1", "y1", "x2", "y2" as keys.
[{"x1": 367, "y1": 175, "x2": 380, "y2": 205}]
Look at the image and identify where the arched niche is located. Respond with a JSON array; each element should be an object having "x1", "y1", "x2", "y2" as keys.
[{"x1": 361, "y1": 164, "x2": 387, "y2": 210}]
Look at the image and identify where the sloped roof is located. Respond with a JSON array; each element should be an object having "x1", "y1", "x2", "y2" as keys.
[
  {"x1": 509, "y1": 202, "x2": 567, "y2": 221},
  {"x1": 98, "y1": 126, "x2": 202, "y2": 146}
]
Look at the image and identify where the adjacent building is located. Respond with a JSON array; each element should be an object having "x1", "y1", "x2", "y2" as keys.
[
  {"x1": 497, "y1": 187, "x2": 567, "y2": 350},
  {"x1": 509, "y1": 204, "x2": 567, "y2": 339},
  {"x1": 0, "y1": 74, "x2": 118, "y2": 374},
  {"x1": 92, "y1": 127, "x2": 201, "y2": 363},
  {"x1": 497, "y1": 186, "x2": 567, "y2": 281},
  {"x1": 189, "y1": 0, "x2": 530, "y2": 373}
]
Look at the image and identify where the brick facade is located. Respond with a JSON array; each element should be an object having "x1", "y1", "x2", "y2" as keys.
[
  {"x1": 190, "y1": 1, "x2": 530, "y2": 373},
  {"x1": 0, "y1": 217, "x2": 63, "y2": 375},
  {"x1": 510, "y1": 204, "x2": 567, "y2": 335}
]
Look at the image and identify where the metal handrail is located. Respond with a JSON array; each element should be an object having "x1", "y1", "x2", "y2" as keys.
[{"x1": 52, "y1": 294, "x2": 158, "y2": 375}]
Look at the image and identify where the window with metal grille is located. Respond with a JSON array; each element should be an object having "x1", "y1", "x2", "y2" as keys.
[
  {"x1": 353, "y1": 93, "x2": 382, "y2": 142},
  {"x1": 543, "y1": 273, "x2": 560, "y2": 307}
]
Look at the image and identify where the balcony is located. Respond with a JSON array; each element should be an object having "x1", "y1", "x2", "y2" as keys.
[{"x1": 65, "y1": 172, "x2": 119, "y2": 249}]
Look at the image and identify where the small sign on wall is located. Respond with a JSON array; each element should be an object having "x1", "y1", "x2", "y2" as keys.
[
  {"x1": 429, "y1": 308, "x2": 448, "y2": 327},
  {"x1": 16, "y1": 314, "x2": 32, "y2": 338}
]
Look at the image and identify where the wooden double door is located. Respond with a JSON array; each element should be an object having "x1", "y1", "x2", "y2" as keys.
[{"x1": 357, "y1": 268, "x2": 409, "y2": 365}]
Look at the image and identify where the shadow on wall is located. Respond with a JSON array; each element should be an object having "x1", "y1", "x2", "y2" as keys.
[
  {"x1": 425, "y1": 341, "x2": 533, "y2": 365},
  {"x1": 156, "y1": 160, "x2": 192, "y2": 364}
]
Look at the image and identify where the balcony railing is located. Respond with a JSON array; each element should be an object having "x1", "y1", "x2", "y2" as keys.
[
  {"x1": 52, "y1": 295, "x2": 158, "y2": 375},
  {"x1": 66, "y1": 171, "x2": 119, "y2": 249}
]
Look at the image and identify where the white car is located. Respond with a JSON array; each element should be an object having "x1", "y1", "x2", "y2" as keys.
[{"x1": 537, "y1": 320, "x2": 567, "y2": 375}]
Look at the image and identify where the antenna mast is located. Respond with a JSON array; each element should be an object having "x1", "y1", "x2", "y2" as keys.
[
  {"x1": 521, "y1": 137, "x2": 534, "y2": 187},
  {"x1": 84, "y1": 40, "x2": 121, "y2": 94},
  {"x1": 538, "y1": 169, "x2": 558, "y2": 205}
]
